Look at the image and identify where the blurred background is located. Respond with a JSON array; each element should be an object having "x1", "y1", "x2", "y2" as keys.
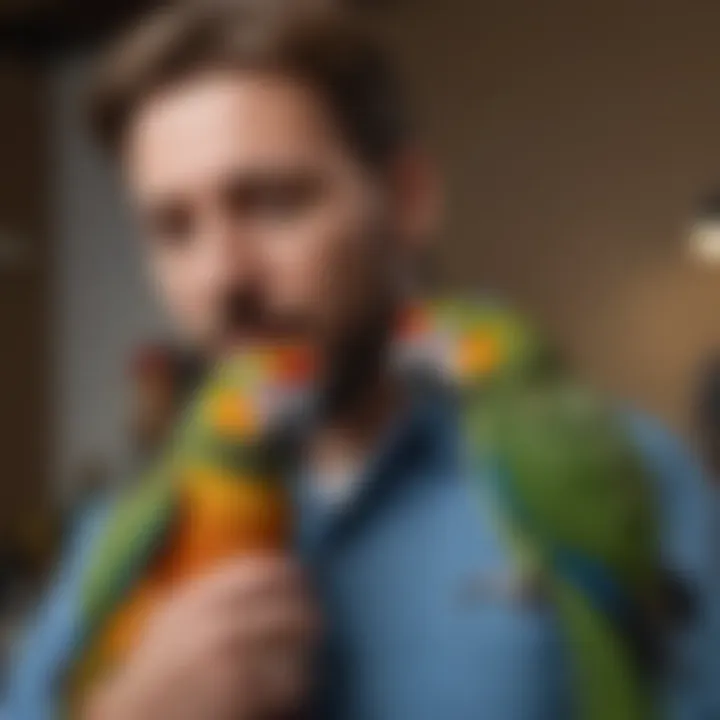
[{"x1": 2, "y1": 0, "x2": 720, "y2": 659}]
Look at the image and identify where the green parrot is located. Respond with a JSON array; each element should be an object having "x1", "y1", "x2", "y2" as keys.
[
  {"x1": 66, "y1": 296, "x2": 666, "y2": 720},
  {"x1": 433, "y1": 298, "x2": 663, "y2": 720}
]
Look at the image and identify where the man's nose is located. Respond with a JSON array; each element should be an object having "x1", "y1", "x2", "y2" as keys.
[{"x1": 200, "y1": 221, "x2": 262, "y2": 291}]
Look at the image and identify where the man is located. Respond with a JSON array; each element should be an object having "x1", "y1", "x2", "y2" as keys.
[{"x1": 3, "y1": 2, "x2": 717, "y2": 718}]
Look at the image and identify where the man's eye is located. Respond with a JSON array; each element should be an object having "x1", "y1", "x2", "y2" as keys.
[
  {"x1": 147, "y1": 206, "x2": 195, "y2": 248},
  {"x1": 228, "y1": 179, "x2": 320, "y2": 221},
  {"x1": 257, "y1": 188, "x2": 302, "y2": 216}
]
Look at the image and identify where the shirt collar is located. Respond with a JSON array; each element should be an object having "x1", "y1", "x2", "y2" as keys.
[{"x1": 293, "y1": 376, "x2": 460, "y2": 555}]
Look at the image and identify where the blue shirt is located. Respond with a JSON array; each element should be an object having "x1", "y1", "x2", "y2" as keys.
[{"x1": 3, "y1": 395, "x2": 718, "y2": 720}]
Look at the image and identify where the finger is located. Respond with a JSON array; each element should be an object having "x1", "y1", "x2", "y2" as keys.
[
  {"x1": 169, "y1": 554, "x2": 304, "y2": 610},
  {"x1": 229, "y1": 595, "x2": 322, "y2": 658},
  {"x1": 254, "y1": 644, "x2": 314, "y2": 713}
]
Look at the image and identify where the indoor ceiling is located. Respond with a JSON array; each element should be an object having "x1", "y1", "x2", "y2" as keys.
[
  {"x1": 0, "y1": 0, "x2": 157, "y2": 59},
  {"x1": 0, "y1": 0, "x2": 392, "y2": 60}
]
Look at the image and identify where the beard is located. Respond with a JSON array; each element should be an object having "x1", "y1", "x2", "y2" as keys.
[
  {"x1": 213, "y1": 243, "x2": 402, "y2": 424},
  {"x1": 315, "y1": 290, "x2": 399, "y2": 424}
]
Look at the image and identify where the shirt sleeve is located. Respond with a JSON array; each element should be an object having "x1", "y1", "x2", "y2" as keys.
[
  {"x1": 1, "y1": 502, "x2": 110, "y2": 720},
  {"x1": 624, "y1": 412, "x2": 720, "y2": 720}
]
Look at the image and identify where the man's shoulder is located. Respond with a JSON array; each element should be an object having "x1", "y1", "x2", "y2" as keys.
[
  {"x1": 1, "y1": 499, "x2": 114, "y2": 717},
  {"x1": 619, "y1": 409, "x2": 709, "y2": 502},
  {"x1": 619, "y1": 409, "x2": 716, "y2": 578}
]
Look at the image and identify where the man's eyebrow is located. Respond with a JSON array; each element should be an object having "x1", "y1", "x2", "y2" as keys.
[
  {"x1": 220, "y1": 166, "x2": 326, "y2": 197},
  {"x1": 221, "y1": 164, "x2": 323, "y2": 185},
  {"x1": 140, "y1": 194, "x2": 186, "y2": 217},
  {"x1": 138, "y1": 165, "x2": 325, "y2": 215}
]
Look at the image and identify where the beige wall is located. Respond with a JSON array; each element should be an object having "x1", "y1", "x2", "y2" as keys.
[
  {"x1": 379, "y1": 0, "x2": 720, "y2": 436},
  {"x1": 50, "y1": 0, "x2": 720, "y2": 470}
]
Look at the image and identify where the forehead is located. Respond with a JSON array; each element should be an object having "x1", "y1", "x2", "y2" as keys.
[{"x1": 124, "y1": 70, "x2": 353, "y2": 196}]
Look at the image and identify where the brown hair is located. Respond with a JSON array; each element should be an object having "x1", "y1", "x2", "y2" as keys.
[{"x1": 88, "y1": 0, "x2": 410, "y2": 168}]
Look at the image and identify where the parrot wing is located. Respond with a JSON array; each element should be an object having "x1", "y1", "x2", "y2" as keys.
[{"x1": 465, "y1": 378, "x2": 660, "y2": 720}]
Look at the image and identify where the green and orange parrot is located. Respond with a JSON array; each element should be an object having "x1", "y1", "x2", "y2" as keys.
[{"x1": 65, "y1": 297, "x2": 666, "y2": 720}]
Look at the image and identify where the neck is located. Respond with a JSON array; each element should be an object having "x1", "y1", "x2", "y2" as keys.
[{"x1": 308, "y1": 366, "x2": 403, "y2": 492}]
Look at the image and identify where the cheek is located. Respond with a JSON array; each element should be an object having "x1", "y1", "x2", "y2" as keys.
[
  {"x1": 263, "y1": 190, "x2": 379, "y2": 313},
  {"x1": 150, "y1": 249, "x2": 215, "y2": 336}
]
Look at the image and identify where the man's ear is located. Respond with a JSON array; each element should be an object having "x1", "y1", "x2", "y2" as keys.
[{"x1": 388, "y1": 147, "x2": 443, "y2": 253}]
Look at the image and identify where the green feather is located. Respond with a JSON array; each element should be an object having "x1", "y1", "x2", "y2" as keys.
[
  {"x1": 457, "y1": 303, "x2": 659, "y2": 720},
  {"x1": 67, "y1": 298, "x2": 663, "y2": 720}
]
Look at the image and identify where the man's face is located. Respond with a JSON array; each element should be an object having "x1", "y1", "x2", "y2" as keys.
[{"x1": 124, "y1": 71, "x2": 420, "y2": 363}]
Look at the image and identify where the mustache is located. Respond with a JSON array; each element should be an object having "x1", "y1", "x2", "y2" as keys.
[{"x1": 220, "y1": 290, "x2": 311, "y2": 340}]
